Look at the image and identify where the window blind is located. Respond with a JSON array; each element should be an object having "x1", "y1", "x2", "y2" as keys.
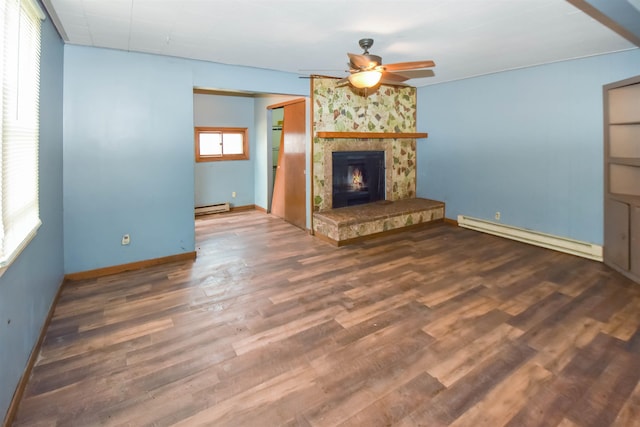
[{"x1": 0, "y1": 0, "x2": 44, "y2": 269}]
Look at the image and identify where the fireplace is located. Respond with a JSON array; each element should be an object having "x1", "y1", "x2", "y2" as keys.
[{"x1": 332, "y1": 151, "x2": 385, "y2": 208}]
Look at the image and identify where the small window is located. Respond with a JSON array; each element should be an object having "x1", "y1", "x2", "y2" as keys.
[{"x1": 195, "y1": 127, "x2": 249, "y2": 161}]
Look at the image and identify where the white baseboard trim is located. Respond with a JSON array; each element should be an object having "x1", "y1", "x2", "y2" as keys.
[
  {"x1": 195, "y1": 202, "x2": 230, "y2": 215},
  {"x1": 457, "y1": 215, "x2": 603, "y2": 262}
]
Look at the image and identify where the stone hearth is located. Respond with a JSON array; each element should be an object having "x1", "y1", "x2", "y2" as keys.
[{"x1": 313, "y1": 198, "x2": 445, "y2": 246}]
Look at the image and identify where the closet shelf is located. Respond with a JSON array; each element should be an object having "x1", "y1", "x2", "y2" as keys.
[{"x1": 316, "y1": 131, "x2": 428, "y2": 139}]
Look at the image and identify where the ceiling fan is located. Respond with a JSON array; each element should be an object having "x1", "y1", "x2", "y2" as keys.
[{"x1": 339, "y1": 38, "x2": 436, "y2": 89}]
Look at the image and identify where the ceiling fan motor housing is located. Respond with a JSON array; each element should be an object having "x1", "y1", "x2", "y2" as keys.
[
  {"x1": 358, "y1": 38, "x2": 374, "y2": 53},
  {"x1": 354, "y1": 39, "x2": 381, "y2": 69}
]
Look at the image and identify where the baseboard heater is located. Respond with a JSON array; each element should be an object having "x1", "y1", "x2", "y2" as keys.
[
  {"x1": 195, "y1": 202, "x2": 230, "y2": 216},
  {"x1": 457, "y1": 215, "x2": 603, "y2": 262}
]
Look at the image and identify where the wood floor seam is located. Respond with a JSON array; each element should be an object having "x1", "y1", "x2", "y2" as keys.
[{"x1": 10, "y1": 211, "x2": 640, "y2": 427}]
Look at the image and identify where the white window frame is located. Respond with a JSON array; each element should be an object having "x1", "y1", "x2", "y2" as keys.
[{"x1": 0, "y1": 0, "x2": 45, "y2": 276}]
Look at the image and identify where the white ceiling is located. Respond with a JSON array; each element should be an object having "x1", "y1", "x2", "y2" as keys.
[{"x1": 43, "y1": 0, "x2": 638, "y2": 87}]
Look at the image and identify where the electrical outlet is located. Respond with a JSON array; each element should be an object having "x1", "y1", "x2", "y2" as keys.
[
  {"x1": 495, "y1": 212, "x2": 501, "y2": 221},
  {"x1": 121, "y1": 234, "x2": 131, "y2": 245},
  {"x1": 232, "y1": 192, "x2": 236, "y2": 198}
]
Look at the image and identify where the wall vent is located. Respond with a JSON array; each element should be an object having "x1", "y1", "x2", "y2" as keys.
[
  {"x1": 195, "y1": 202, "x2": 230, "y2": 216},
  {"x1": 457, "y1": 215, "x2": 603, "y2": 261}
]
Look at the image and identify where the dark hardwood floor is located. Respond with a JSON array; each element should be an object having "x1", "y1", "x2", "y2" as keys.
[{"x1": 12, "y1": 211, "x2": 640, "y2": 426}]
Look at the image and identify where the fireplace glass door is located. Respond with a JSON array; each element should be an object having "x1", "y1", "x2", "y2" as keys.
[{"x1": 332, "y1": 151, "x2": 385, "y2": 208}]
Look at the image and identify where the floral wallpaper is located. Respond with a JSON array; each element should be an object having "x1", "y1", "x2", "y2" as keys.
[{"x1": 312, "y1": 77, "x2": 420, "y2": 212}]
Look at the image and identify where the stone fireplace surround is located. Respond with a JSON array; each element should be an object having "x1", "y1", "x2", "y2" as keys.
[
  {"x1": 313, "y1": 136, "x2": 419, "y2": 213},
  {"x1": 312, "y1": 137, "x2": 444, "y2": 246},
  {"x1": 310, "y1": 77, "x2": 445, "y2": 245},
  {"x1": 313, "y1": 197, "x2": 445, "y2": 246},
  {"x1": 323, "y1": 140, "x2": 394, "y2": 210}
]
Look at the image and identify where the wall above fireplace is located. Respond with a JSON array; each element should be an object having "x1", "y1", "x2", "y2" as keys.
[{"x1": 312, "y1": 77, "x2": 422, "y2": 212}]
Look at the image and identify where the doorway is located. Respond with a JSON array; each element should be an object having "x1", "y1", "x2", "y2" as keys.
[{"x1": 268, "y1": 98, "x2": 306, "y2": 230}]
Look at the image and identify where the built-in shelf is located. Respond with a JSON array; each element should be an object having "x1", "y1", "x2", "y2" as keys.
[
  {"x1": 604, "y1": 74, "x2": 640, "y2": 284},
  {"x1": 316, "y1": 131, "x2": 428, "y2": 139}
]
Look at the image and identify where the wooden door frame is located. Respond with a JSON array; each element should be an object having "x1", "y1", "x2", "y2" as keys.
[{"x1": 267, "y1": 98, "x2": 307, "y2": 230}]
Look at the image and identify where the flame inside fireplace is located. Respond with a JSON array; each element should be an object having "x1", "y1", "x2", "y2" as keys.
[{"x1": 352, "y1": 168, "x2": 364, "y2": 188}]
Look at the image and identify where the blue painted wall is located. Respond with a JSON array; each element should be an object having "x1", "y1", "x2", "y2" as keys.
[
  {"x1": 0, "y1": 11, "x2": 65, "y2": 421},
  {"x1": 63, "y1": 46, "x2": 308, "y2": 273},
  {"x1": 63, "y1": 47, "x2": 196, "y2": 273},
  {"x1": 3, "y1": 11, "x2": 637, "y2": 421},
  {"x1": 194, "y1": 94, "x2": 256, "y2": 208},
  {"x1": 417, "y1": 49, "x2": 640, "y2": 245}
]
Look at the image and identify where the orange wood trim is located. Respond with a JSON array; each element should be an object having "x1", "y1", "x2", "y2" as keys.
[
  {"x1": 195, "y1": 127, "x2": 249, "y2": 162},
  {"x1": 443, "y1": 217, "x2": 459, "y2": 226},
  {"x1": 316, "y1": 132, "x2": 428, "y2": 139},
  {"x1": 282, "y1": 100, "x2": 307, "y2": 229},
  {"x1": 196, "y1": 205, "x2": 258, "y2": 215},
  {"x1": 312, "y1": 231, "x2": 339, "y2": 246},
  {"x1": 64, "y1": 252, "x2": 197, "y2": 282},
  {"x1": 230, "y1": 204, "x2": 256, "y2": 212},
  {"x1": 253, "y1": 205, "x2": 267, "y2": 213},
  {"x1": 266, "y1": 98, "x2": 306, "y2": 110},
  {"x1": 3, "y1": 278, "x2": 65, "y2": 427}
]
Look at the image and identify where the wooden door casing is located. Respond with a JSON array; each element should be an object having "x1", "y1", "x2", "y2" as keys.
[
  {"x1": 282, "y1": 100, "x2": 306, "y2": 229},
  {"x1": 269, "y1": 99, "x2": 306, "y2": 230}
]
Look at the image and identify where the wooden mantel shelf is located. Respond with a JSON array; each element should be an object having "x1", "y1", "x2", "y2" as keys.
[{"x1": 316, "y1": 131, "x2": 428, "y2": 139}]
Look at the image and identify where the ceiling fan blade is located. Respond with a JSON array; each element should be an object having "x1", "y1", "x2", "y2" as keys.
[
  {"x1": 300, "y1": 74, "x2": 348, "y2": 80},
  {"x1": 384, "y1": 60, "x2": 435, "y2": 71},
  {"x1": 388, "y1": 69, "x2": 435, "y2": 79},
  {"x1": 380, "y1": 71, "x2": 410, "y2": 82},
  {"x1": 348, "y1": 53, "x2": 370, "y2": 69},
  {"x1": 348, "y1": 53, "x2": 380, "y2": 70},
  {"x1": 336, "y1": 77, "x2": 349, "y2": 86},
  {"x1": 299, "y1": 69, "x2": 347, "y2": 72},
  {"x1": 378, "y1": 78, "x2": 409, "y2": 87}
]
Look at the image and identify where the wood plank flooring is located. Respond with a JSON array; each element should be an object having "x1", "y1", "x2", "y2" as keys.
[{"x1": 11, "y1": 211, "x2": 640, "y2": 426}]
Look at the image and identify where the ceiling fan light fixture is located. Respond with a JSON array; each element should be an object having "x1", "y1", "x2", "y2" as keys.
[{"x1": 348, "y1": 70, "x2": 382, "y2": 88}]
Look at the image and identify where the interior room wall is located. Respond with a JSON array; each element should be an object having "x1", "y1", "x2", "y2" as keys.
[
  {"x1": 0, "y1": 10, "x2": 65, "y2": 421},
  {"x1": 63, "y1": 46, "x2": 196, "y2": 274},
  {"x1": 194, "y1": 94, "x2": 256, "y2": 208},
  {"x1": 63, "y1": 46, "x2": 308, "y2": 274},
  {"x1": 416, "y1": 49, "x2": 640, "y2": 245}
]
